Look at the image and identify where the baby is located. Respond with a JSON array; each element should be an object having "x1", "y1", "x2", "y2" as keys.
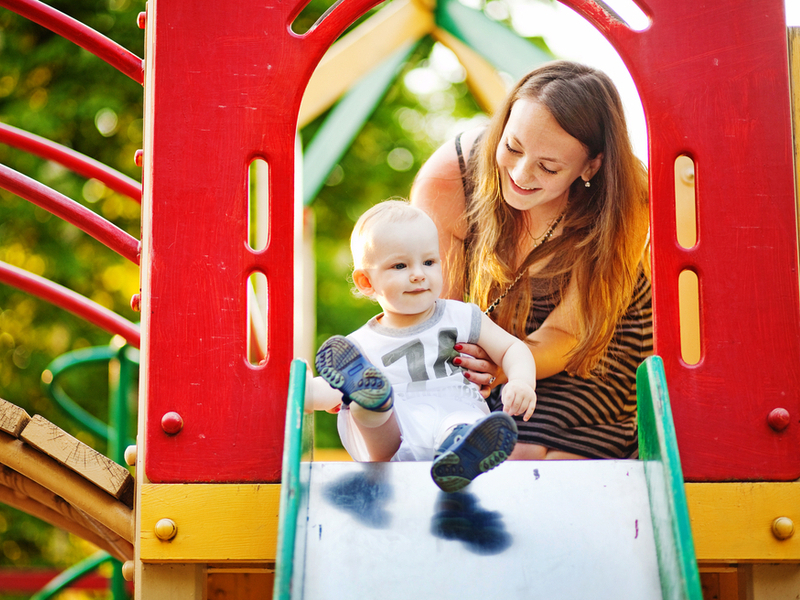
[{"x1": 309, "y1": 200, "x2": 537, "y2": 492}]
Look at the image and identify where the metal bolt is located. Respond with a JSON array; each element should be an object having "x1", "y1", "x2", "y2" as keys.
[
  {"x1": 134, "y1": 149, "x2": 143, "y2": 167},
  {"x1": 137, "y1": 11, "x2": 146, "y2": 29},
  {"x1": 122, "y1": 560, "x2": 135, "y2": 581},
  {"x1": 772, "y1": 517, "x2": 794, "y2": 540},
  {"x1": 130, "y1": 293, "x2": 141, "y2": 312},
  {"x1": 161, "y1": 411, "x2": 184, "y2": 435},
  {"x1": 768, "y1": 408, "x2": 790, "y2": 432},
  {"x1": 124, "y1": 445, "x2": 137, "y2": 467},
  {"x1": 154, "y1": 518, "x2": 178, "y2": 541}
]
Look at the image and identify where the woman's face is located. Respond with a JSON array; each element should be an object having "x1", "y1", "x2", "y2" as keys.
[{"x1": 496, "y1": 98, "x2": 602, "y2": 215}]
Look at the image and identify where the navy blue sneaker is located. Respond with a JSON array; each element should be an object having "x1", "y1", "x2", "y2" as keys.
[
  {"x1": 315, "y1": 335, "x2": 393, "y2": 411},
  {"x1": 431, "y1": 412, "x2": 518, "y2": 493}
]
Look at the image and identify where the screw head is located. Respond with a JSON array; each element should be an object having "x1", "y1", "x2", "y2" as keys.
[
  {"x1": 154, "y1": 518, "x2": 178, "y2": 541},
  {"x1": 768, "y1": 408, "x2": 791, "y2": 432},
  {"x1": 161, "y1": 411, "x2": 183, "y2": 435},
  {"x1": 124, "y1": 445, "x2": 137, "y2": 466},
  {"x1": 122, "y1": 560, "x2": 135, "y2": 581},
  {"x1": 772, "y1": 517, "x2": 794, "y2": 540}
]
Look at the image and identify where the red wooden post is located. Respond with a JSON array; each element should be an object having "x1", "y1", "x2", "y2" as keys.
[
  {"x1": 140, "y1": 0, "x2": 383, "y2": 483},
  {"x1": 564, "y1": 0, "x2": 800, "y2": 480}
]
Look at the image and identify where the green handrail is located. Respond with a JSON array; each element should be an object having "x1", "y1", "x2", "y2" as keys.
[
  {"x1": 637, "y1": 355, "x2": 702, "y2": 600},
  {"x1": 273, "y1": 359, "x2": 309, "y2": 600}
]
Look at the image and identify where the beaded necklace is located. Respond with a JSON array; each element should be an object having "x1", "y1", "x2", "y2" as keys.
[{"x1": 484, "y1": 210, "x2": 566, "y2": 315}]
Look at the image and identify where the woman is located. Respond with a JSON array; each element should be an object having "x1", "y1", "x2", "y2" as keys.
[{"x1": 410, "y1": 61, "x2": 651, "y2": 460}]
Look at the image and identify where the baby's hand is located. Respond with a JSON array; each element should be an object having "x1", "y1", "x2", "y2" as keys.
[{"x1": 501, "y1": 379, "x2": 537, "y2": 422}]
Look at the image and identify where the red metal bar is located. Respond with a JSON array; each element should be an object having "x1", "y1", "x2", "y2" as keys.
[
  {"x1": 0, "y1": 163, "x2": 139, "y2": 264},
  {"x1": 0, "y1": 569, "x2": 113, "y2": 592},
  {"x1": 0, "y1": 261, "x2": 140, "y2": 348},
  {"x1": 0, "y1": 0, "x2": 143, "y2": 84},
  {"x1": 0, "y1": 123, "x2": 141, "y2": 202}
]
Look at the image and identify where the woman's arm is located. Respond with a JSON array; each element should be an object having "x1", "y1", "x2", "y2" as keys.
[{"x1": 457, "y1": 278, "x2": 581, "y2": 387}]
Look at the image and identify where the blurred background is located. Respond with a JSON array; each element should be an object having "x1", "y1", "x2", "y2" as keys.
[{"x1": 0, "y1": 0, "x2": 797, "y2": 596}]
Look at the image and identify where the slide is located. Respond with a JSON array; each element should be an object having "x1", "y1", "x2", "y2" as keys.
[{"x1": 274, "y1": 357, "x2": 702, "y2": 600}]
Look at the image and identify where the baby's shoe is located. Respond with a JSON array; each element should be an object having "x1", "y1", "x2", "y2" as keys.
[
  {"x1": 315, "y1": 336, "x2": 393, "y2": 411},
  {"x1": 431, "y1": 412, "x2": 518, "y2": 493}
]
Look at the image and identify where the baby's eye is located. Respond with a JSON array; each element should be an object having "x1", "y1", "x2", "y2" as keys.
[
  {"x1": 423, "y1": 259, "x2": 435, "y2": 266},
  {"x1": 540, "y1": 163, "x2": 558, "y2": 175},
  {"x1": 504, "y1": 141, "x2": 521, "y2": 155},
  {"x1": 392, "y1": 263, "x2": 406, "y2": 270}
]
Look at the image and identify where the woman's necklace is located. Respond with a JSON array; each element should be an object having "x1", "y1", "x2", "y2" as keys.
[{"x1": 484, "y1": 209, "x2": 566, "y2": 315}]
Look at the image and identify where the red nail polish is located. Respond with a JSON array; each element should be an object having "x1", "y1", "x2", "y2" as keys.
[
  {"x1": 453, "y1": 357, "x2": 462, "y2": 365},
  {"x1": 463, "y1": 372, "x2": 471, "y2": 379},
  {"x1": 454, "y1": 344, "x2": 463, "y2": 351}
]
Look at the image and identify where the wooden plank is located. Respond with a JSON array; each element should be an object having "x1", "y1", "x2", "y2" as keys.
[
  {"x1": 686, "y1": 482, "x2": 800, "y2": 561},
  {"x1": 139, "y1": 484, "x2": 281, "y2": 562},
  {"x1": 19, "y1": 415, "x2": 132, "y2": 502},
  {"x1": 0, "y1": 397, "x2": 30, "y2": 437}
]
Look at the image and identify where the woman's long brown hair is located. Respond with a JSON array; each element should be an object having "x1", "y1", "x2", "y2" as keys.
[{"x1": 463, "y1": 61, "x2": 649, "y2": 378}]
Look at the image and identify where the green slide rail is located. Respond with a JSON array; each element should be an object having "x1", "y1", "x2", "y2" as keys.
[{"x1": 637, "y1": 355, "x2": 703, "y2": 600}]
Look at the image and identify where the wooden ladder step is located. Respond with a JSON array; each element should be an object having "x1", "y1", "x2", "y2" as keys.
[{"x1": 19, "y1": 415, "x2": 133, "y2": 504}]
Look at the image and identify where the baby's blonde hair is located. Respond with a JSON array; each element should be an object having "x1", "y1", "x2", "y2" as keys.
[{"x1": 350, "y1": 199, "x2": 433, "y2": 269}]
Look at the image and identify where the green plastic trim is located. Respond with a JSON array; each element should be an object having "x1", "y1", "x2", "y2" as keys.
[
  {"x1": 273, "y1": 359, "x2": 308, "y2": 600},
  {"x1": 31, "y1": 551, "x2": 111, "y2": 600},
  {"x1": 434, "y1": 0, "x2": 552, "y2": 81},
  {"x1": 637, "y1": 355, "x2": 702, "y2": 600},
  {"x1": 302, "y1": 42, "x2": 419, "y2": 206}
]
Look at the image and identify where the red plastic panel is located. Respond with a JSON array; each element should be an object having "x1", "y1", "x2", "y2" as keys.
[
  {"x1": 141, "y1": 0, "x2": 382, "y2": 483},
  {"x1": 563, "y1": 0, "x2": 800, "y2": 480}
]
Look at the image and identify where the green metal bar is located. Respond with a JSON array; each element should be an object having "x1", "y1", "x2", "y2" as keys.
[
  {"x1": 30, "y1": 551, "x2": 111, "y2": 600},
  {"x1": 637, "y1": 355, "x2": 702, "y2": 600},
  {"x1": 42, "y1": 346, "x2": 117, "y2": 440},
  {"x1": 108, "y1": 344, "x2": 136, "y2": 599},
  {"x1": 302, "y1": 42, "x2": 419, "y2": 206},
  {"x1": 42, "y1": 345, "x2": 137, "y2": 451},
  {"x1": 434, "y1": 0, "x2": 552, "y2": 81},
  {"x1": 273, "y1": 359, "x2": 309, "y2": 600}
]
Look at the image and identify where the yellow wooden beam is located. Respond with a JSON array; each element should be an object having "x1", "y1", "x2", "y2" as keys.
[
  {"x1": 686, "y1": 482, "x2": 800, "y2": 562},
  {"x1": 299, "y1": 0, "x2": 435, "y2": 128},
  {"x1": 139, "y1": 484, "x2": 281, "y2": 562},
  {"x1": 431, "y1": 27, "x2": 508, "y2": 114}
]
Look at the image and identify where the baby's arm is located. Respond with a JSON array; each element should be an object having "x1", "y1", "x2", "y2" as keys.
[
  {"x1": 307, "y1": 377, "x2": 344, "y2": 414},
  {"x1": 476, "y1": 313, "x2": 537, "y2": 421}
]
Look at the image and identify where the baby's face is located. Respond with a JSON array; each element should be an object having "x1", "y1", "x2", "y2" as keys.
[{"x1": 362, "y1": 216, "x2": 443, "y2": 325}]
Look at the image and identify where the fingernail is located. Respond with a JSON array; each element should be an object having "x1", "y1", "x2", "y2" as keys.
[
  {"x1": 453, "y1": 357, "x2": 462, "y2": 365},
  {"x1": 454, "y1": 344, "x2": 463, "y2": 351},
  {"x1": 463, "y1": 372, "x2": 471, "y2": 379}
]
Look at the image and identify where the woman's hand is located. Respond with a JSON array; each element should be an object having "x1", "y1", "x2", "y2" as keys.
[{"x1": 454, "y1": 342, "x2": 506, "y2": 398}]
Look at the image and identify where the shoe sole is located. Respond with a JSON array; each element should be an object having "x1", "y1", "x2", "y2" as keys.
[
  {"x1": 431, "y1": 412, "x2": 518, "y2": 493},
  {"x1": 315, "y1": 336, "x2": 392, "y2": 411}
]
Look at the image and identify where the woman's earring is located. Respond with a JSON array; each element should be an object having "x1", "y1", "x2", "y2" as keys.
[{"x1": 584, "y1": 179, "x2": 591, "y2": 188}]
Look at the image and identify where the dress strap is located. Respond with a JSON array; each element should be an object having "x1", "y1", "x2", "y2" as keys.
[{"x1": 454, "y1": 132, "x2": 469, "y2": 194}]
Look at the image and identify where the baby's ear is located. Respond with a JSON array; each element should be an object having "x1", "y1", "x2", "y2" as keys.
[{"x1": 352, "y1": 269, "x2": 374, "y2": 296}]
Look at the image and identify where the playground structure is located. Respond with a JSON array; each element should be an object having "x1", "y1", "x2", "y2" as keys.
[{"x1": 0, "y1": 0, "x2": 798, "y2": 598}]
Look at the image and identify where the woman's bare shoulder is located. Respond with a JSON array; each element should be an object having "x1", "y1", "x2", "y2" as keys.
[{"x1": 410, "y1": 127, "x2": 484, "y2": 237}]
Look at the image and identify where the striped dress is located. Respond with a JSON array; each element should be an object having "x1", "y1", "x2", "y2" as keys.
[{"x1": 486, "y1": 273, "x2": 653, "y2": 458}]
